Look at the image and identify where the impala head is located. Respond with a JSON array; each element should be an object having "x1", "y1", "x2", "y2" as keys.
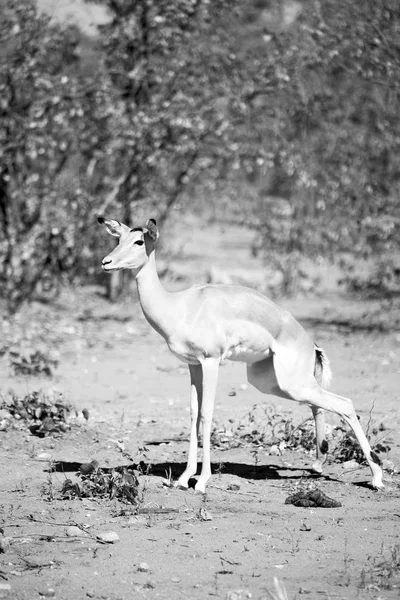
[{"x1": 98, "y1": 216, "x2": 159, "y2": 274}]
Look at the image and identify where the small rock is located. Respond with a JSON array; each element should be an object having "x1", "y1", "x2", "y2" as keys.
[
  {"x1": 97, "y1": 531, "x2": 119, "y2": 544},
  {"x1": 65, "y1": 526, "x2": 85, "y2": 537},
  {"x1": 199, "y1": 507, "x2": 213, "y2": 521},
  {"x1": 0, "y1": 536, "x2": 11, "y2": 553},
  {"x1": 239, "y1": 383, "x2": 248, "y2": 391},
  {"x1": 342, "y1": 459, "x2": 360, "y2": 471},
  {"x1": 382, "y1": 459, "x2": 395, "y2": 474},
  {"x1": 171, "y1": 577, "x2": 180, "y2": 583},
  {"x1": 138, "y1": 562, "x2": 150, "y2": 572},
  {"x1": 227, "y1": 483, "x2": 240, "y2": 491},
  {"x1": 143, "y1": 580, "x2": 155, "y2": 589},
  {"x1": 36, "y1": 453, "x2": 52, "y2": 461},
  {"x1": 226, "y1": 590, "x2": 252, "y2": 600},
  {"x1": 269, "y1": 445, "x2": 280, "y2": 456},
  {"x1": 24, "y1": 556, "x2": 54, "y2": 567},
  {"x1": 0, "y1": 584, "x2": 11, "y2": 598},
  {"x1": 39, "y1": 589, "x2": 55, "y2": 597},
  {"x1": 79, "y1": 460, "x2": 99, "y2": 475},
  {"x1": 228, "y1": 390, "x2": 236, "y2": 397}
]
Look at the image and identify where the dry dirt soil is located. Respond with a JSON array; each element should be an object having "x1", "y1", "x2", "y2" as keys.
[{"x1": 1, "y1": 225, "x2": 400, "y2": 600}]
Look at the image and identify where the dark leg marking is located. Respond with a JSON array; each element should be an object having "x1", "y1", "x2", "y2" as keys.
[
  {"x1": 320, "y1": 439, "x2": 329, "y2": 455},
  {"x1": 370, "y1": 450, "x2": 382, "y2": 466}
]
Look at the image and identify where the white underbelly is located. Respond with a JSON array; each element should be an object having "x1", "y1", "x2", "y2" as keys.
[{"x1": 224, "y1": 345, "x2": 272, "y2": 364}]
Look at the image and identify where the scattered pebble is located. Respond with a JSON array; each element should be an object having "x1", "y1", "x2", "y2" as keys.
[
  {"x1": 226, "y1": 590, "x2": 252, "y2": 600},
  {"x1": 80, "y1": 460, "x2": 99, "y2": 475},
  {"x1": 36, "y1": 453, "x2": 52, "y2": 461},
  {"x1": 97, "y1": 531, "x2": 120, "y2": 544},
  {"x1": 269, "y1": 444, "x2": 280, "y2": 456},
  {"x1": 39, "y1": 589, "x2": 56, "y2": 597},
  {"x1": 342, "y1": 459, "x2": 360, "y2": 471},
  {"x1": 228, "y1": 390, "x2": 236, "y2": 397},
  {"x1": 199, "y1": 507, "x2": 213, "y2": 521},
  {"x1": 24, "y1": 556, "x2": 54, "y2": 567},
  {"x1": 382, "y1": 459, "x2": 395, "y2": 474},
  {"x1": 171, "y1": 577, "x2": 180, "y2": 583},
  {"x1": 0, "y1": 584, "x2": 11, "y2": 598},
  {"x1": 138, "y1": 562, "x2": 150, "y2": 572},
  {"x1": 0, "y1": 536, "x2": 11, "y2": 553},
  {"x1": 227, "y1": 483, "x2": 240, "y2": 491},
  {"x1": 65, "y1": 526, "x2": 85, "y2": 537}
]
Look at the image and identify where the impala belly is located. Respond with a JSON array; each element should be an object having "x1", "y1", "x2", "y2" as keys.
[
  {"x1": 224, "y1": 344, "x2": 272, "y2": 363},
  {"x1": 222, "y1": 319, "x2": 274, "y2": 363}
]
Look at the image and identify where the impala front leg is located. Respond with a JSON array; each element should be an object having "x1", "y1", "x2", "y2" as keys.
[
  {"x1": 176, "y1": 364, "x2": 203, "y2": 489},
  {"x1": 311, "y1": 406, "x2": 328, "y2": 473},
  {"x1": 195, "y1": 357, "x2": 220, "y2": 494}
]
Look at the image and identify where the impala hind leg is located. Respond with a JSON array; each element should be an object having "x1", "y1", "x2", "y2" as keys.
[
  {"x1": 247, "y1": 357, "x2": 327, "y2": 473},
  {"x1": 273, "y1": 350, "x2": 384, "y2": 489},
  {"x1": 176, "y1": 364, "x2": 203, "y2": 489},
  {"x1": 311, "y1": 406, "x2": 328, "y2": 473},
  {"x1": 247, "y1": 356, "x2": 291, "y2": 399}
]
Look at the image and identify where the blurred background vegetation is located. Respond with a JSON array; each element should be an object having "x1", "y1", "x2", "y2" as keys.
[{"x1": 1, "y1": 0, "x2": 399, "y2": 312}]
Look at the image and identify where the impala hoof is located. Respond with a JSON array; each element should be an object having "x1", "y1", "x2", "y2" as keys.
[
  {"x1": 194, "y1": 479, "x2": 208, "y2": 494},
  {"x1": 174, "y1": 480, "x2": 189, "y2": 490},
  {"x1": 311, "y1": 459, "x2": 324, "y2": 474},
  {"x1": 372, "y1": 479, "x2": 385, "y2": 490}
]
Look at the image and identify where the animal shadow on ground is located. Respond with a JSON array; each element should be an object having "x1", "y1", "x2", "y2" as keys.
[{"x1": 51, "y1": 459, "x2": 370, "y2": 488}]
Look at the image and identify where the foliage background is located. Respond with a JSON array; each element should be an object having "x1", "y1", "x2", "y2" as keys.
[{"x1": 1, "y1": 0, "x2": 399, "y2": 310}]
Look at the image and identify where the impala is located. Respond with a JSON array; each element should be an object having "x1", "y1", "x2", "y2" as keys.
[{"x1": 98, "y1": 216, "x2": 384, "y2": 493}]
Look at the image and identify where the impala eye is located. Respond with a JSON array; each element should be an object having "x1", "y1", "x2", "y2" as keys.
[{"x1": 134, "y1": 240, "x2": 144, "y2": 246}]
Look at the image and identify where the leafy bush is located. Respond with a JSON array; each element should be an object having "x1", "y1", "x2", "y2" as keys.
[
  {"x1": 62, "y1": 465, "x2": 140, "y2": 505},
  {"x1": 0, "y1": 390, "x2": 85, "y2": 436}
]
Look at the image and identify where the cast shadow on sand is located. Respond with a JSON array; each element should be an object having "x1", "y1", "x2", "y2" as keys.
[{"x1": 51, "y1": 459, "x2": 372, "y2": 489}]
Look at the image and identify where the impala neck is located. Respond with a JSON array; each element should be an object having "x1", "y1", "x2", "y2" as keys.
[{"x1": 135, "y1": 249, "x2": 174, "y2": 339}]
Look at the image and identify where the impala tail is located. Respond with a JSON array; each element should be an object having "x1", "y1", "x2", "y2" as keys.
[{"x1": 314, "y1": 344, "x2": 332, "y2": 389}]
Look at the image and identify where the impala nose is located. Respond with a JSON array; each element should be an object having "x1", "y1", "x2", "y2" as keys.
[{"x1": 102, "y1": 258, "x2": 112, "y2": 269}]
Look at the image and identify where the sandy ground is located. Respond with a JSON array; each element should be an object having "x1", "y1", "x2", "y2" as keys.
[{"x1": 1, "y1": 224, "x2": 400, "y2": 600}]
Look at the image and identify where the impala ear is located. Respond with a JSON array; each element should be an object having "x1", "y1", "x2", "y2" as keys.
[
  {"x1": 145, "y1": 218, "x2": 159, "y2": 242},
  {"x1": 97, "y1": 216, "x2": 130, "y2": 238}
]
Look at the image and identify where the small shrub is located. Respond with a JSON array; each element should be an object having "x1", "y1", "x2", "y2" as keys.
[
  {"x1": 61, "y1": 465, "x2": 141, "y2": 506},
  {"x1": 0, "y1": 390, "x2": 85, "y2": 436},
  {"x1": 360, "y1": 544, "x2": 400, "y2": 591},
  {"x1": 211, "y1": 404, "x2": 290, "y2": 449},
  {"x1": 211, "y1": 404, "x2": 392, "y2": 466},
  {"x1": 7, "y1": 348, "x2": 58, "y2": 377},
  {"x1": 211, "y1": 406, "x2": 316, "y2": 453},
  {"x1": 331, "y1": 422, "x2": 391, "y2": 465},
  {"x1": 340, "y1": 257, "x2": 400, "y2": 298}
]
